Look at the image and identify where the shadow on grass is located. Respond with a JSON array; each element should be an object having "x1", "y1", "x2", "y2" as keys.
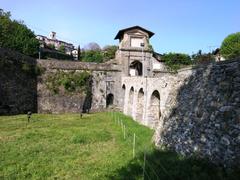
[{"x1": 107, "y1": 149, "x2": 240, "y2": 180}]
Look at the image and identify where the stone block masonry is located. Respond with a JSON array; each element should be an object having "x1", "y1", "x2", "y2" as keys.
[
  {"x1": 37, "y1": 59, "x2": 122, "y2": 113},
  {"x1": 0, "y1": 48, "x2": 37, "y2": 115},
  {"x1": 154, "y1": 59, "x2": 240, "y2": 167},
  {"x1": 1, "y1": 25, "x2": 240, "y2": 168}
]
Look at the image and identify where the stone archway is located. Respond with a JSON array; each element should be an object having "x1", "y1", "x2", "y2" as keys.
[
  {"x1": 129, "y1": 61, "x2": 143, "y2": 76},
  {"x1": 148, "y1": 90, "x2": 160, "y2": 128},
  {"x1": 106, "y1": 93, "x2": 114, "y2": 107},
  {"x1": 136, "y1": 88, "x2": 144, "y2": 123},
  {"x1": 127, "y1": 87, "x2": 134, "y2": 115}
]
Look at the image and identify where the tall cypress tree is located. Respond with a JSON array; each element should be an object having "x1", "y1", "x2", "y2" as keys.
[{"x1": 77, "y1": 45, "x2": 81, "y2": 61}]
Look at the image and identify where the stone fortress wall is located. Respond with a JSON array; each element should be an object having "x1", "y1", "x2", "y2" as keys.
[
  {"x1": 122, "y1": 59, "x2": 240, "y2": 167},
  {"x1": 37, "y1": 59, "x2": 122, "y2": 113},
  {"x1": 0, "y1": 26, "x2": 239, "y2": 167},
  {"x1": 0, "y1": 48, "x2": 37, "y2": 115}
]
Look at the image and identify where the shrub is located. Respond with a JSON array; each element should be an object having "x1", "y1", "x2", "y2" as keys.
[
  {"x1": 161, "y1": 52, "x2": 192, "y2": 71},
  {"x1": 192, "y1": 53, "x2": 215, "y2": 64},
  {"x1": 45, "y1": 70, "x2": 91, "y2": 94},
  {"x1": 81, "y1": 50, "x2": 103, "y2": 63},
  {"x1": 102, "y1": 45, "x2": 118, "y2": 61}
]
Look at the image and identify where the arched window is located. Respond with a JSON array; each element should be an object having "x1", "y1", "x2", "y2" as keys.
[{"x1": 129, "y1": 61, "x2": 143, "y2": 76}]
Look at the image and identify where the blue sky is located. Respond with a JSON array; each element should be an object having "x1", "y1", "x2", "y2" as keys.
[{"x1": 1, "y1": 0, "x2": 239, "y2": 54}]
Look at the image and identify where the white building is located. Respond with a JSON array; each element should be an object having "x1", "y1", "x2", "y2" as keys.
[{"x1": 36, "y1": 32, "x2": 75, "y2": 55}]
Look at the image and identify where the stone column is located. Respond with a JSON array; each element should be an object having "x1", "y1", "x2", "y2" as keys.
[{"x1": 132, "y1": 88, "x2": 138, "y2": 120}]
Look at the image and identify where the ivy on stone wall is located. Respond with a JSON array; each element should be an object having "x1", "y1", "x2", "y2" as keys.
[{"x1": 45, "y1": 70, "x2": 91, "y2": 95}]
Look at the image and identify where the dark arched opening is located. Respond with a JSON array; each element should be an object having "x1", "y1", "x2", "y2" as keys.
[
  {"x1": 106, "y1": 93, "x2": 114, "y2": 107},
  {"x1": 129, "y1": 61, "x2": 143, "y2": 76}
]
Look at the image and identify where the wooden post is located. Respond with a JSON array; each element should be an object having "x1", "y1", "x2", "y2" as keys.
[
  {"x1": 121, "y1": 120, "x2": 123, "y2": 131},
  {"x1": 133, "y1": 133, "x2": 136, "y2": 158}
]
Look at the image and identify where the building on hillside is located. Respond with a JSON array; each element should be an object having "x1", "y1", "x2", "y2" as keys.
[
  {"x1": 72, "y1": 49, "x2": 78, "y2": 60},
  {"x1": 36, "y1": 32, "x2": 75, "y2": 55}
]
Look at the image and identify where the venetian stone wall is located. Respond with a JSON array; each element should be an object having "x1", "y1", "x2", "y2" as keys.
[
  {"x1": 154, "y1": 59, "x2": 240, "y2": 167},
  {"x1": 0, "y1": 48, "x2": 37, "y2": 115},
  {"x1": 121, "y1": 59, "x2": 240, "y2": 167},
  {"x1": 37, "y1": 59, "x2": 121, "y2": 113}
]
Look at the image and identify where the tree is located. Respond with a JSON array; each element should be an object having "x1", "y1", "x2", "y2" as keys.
[
  {"x1": 82, "y1": 50, "x2": 103, "y2": 63},
  {"x1": 221, "y1": 32, "x2": 240, "y2": 59},
  {"x1": 0, "y1": 9, "x2": 39, "y2": 57},
  {"x1": 77, "y1": 45, "x2": 81, "y2": 61},
  {"x1": 161, "y1": 52, "x2": 192, "y2": 71},
  {"x1": 102, "y1": 45, "x2": 118, "y2": 60}
]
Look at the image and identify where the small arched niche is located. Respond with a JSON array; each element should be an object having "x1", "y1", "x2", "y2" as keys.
[{"x1": 106, "y1": 93, "x2": 114, "y2": 108}]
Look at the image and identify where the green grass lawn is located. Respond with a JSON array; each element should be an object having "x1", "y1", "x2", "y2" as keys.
[
  {"x1": 0, "y1": 112, "x2": 239, "y2": 180},
  {"x1": 0, "y1": 112, "x2": 154, "y2": 179}
]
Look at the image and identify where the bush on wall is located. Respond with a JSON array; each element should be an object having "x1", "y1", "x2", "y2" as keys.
[{"x1": 45, "y1": 70, "x2": 91, "y2": 94}]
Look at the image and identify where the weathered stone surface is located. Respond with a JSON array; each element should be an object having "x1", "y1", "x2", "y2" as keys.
[
  {"x1": 154, "y1": 60, "x2": 240, "y2": 168},
  {"x1": 0, "y1": 48, "x2": 37, "y2": 115},
  {"x1": 1, "y1": 27, "x2": 240, "y2": 168}
]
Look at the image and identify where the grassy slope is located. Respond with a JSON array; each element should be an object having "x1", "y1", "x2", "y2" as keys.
[
  {"x1": 0, "y1": 112, "x2": 153, "y2": 179},
  {"x1": 0, "y1": 112, "x2": 239, "y2": 180}
]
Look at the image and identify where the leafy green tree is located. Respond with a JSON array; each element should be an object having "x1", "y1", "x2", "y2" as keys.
[
  {"x1": 82, "y1": 50, "x2": 103, "y2": 63},
  {"x1": 221, "y1": 32, "x2": 240, "y2": 59},
  {"x1": 102, "y1": 45, "x2": 118, "y2": 60},
  {"x1": 0, "y1": 9, "x2": 39, "y2": 57},
  {"x1": 161, "y1": 52, "x2": 192, "y2": 71}
]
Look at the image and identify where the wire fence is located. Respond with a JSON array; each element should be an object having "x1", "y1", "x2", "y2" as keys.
[{"x1": 108, "y1": 111, "x2": 173, "y2": 180}]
